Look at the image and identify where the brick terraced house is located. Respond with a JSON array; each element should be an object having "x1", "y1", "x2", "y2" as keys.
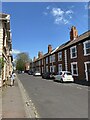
[
  {"x1": 0, "y1": 13, "x2": 13, "y2": 87},
  {"x1": 30, "y1": 26, "x2": 90, "y2": 82}
]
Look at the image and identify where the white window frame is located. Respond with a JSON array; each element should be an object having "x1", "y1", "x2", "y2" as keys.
[
  {"x1": 84, "y1": 61, "x2": 90, "y2": 81},
  {"x1": 83, "y1": 40, "x2": 90, "y2": 56},
  {"x1": 53, "y1": 65, "x2": 56, "y2": 72},
  {"x1": 58, "y1": 64, "x2": 62, "y2": 73},
  {"x1": 70, "y1": 46, "x2": 77, "y2": 59},
  {"x1": 71, "y1": 62, "x2": 78, "y2": 76},
  {"x1": 50, "y1": 54, "x2": 55, "y2": 63},
  {"x1": 58, "y1": 52, "x2": 62, "y2": 61},
  {"x1": 52, "y1": 54, "x2": 55, "y2": 62},
  {"x1": 50, "y1": 66, "x2": 52, "y2": 72},
  {"x1": 46, "y1": 57, "x2": 48, "y2": 64},
  {"x1": 50, "y1": 65, "x2": 55, "y2": 72},
  {"x1": 46, "y1": 66, "x2": 48, "y2": 72}
]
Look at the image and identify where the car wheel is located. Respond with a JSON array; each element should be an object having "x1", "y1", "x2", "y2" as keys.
[{"x1": 61, "y1": 78, "x2": 63, "y2": 83}]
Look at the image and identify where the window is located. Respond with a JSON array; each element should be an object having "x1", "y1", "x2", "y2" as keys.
[
  {"x1": 58, "y1": 64, "x2": 62, "y2": 73},
  {"x1": 39, "y1": 61, "x2": 40, "y2": 66},
  {"x1": 50, "y1": 65, "x2": 55, "y2": 72},
  {"x1": 58, "y1": 52, "x2": 62, "y2": 61},
  {"x1": 46, "y1": 66, "x2": 48, "y2": 72},
  {"x1": 52, "y1": 54, "x2": 55, "y2": 62},
  {"x1": 50, "y1": 54, "x2": 55, "y2": 63},
  {"x1": 70, "y1": 46, "x2": 77, "y2": 58},
  {"x1": 83, "y1": 40, "x2": 90, "y2": 55},
  {"x1": 52, "y1": 66, "x2": 55, "y2": 72},
  {"x1": 46, "y1": 57, "x2": 48, "y2": 64},
  {"x1": 50, "y1": 66, "x2": 52, "y2": 72},
  {"x1": 71, "y1": 62, "x2": 78, "y2": 76}
]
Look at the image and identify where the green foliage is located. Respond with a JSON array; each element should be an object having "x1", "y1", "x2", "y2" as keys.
[{"x1": 16, "y1": 52, "x2": 30, "y2": 71}]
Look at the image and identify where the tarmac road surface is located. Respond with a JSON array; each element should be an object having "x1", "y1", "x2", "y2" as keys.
[{"x1": 17, "y1": 73, "x2": 88, "y2": 118}]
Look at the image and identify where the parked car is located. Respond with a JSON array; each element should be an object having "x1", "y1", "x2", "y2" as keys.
[
  {"x1": 54, "y1": 71, "x2": 74, "y2": 82},
  {"x1": 22, "y1": 71, "x2": 24, "y2": 73},
  {"x1": 42, "y1": 72, "x2": 55, "y2": 79},
  {"x1": 33, "y1": 71, "x2": 41, "y2": 76},
  {"x1": 18, "y1": 70, "x2": 22, "y2": 74},
  {"x1": 28, "y1": 71, "x2": 33, "y2": 75}
]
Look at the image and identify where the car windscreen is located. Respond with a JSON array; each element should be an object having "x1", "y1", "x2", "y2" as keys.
[{"x1": 66, "y1": 72, "x2": 72, "y2": 75}]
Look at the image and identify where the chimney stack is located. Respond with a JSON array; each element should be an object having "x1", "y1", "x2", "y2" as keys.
[
  {"x1": 33, "y1": 57, "x2": 36, "y2": 62},
  {"x1": 38, "y1": 51, "x2": 43, "y2": 58},
  {"x1": 70, "y1": 26, "x2": 78, "y2": 41},
  {"x1": 48, "y1": 45, "x2": 52, "y2": 53}
]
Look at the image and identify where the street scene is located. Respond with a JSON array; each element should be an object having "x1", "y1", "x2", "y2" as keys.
[
  {"x1": 17, "y1": 73, "x2": 88, "y2": 118},
  {"x1": 0, "y1": 1, "x2": 90, "y2": 119}
]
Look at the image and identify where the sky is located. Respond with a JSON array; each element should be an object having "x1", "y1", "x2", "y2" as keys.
[{"x1": 1, "y1": 2, "x2": 89, "y2": 60}]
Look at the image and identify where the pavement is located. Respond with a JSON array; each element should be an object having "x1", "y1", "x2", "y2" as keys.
[{"x1": 0, "y1": 75, "x2": 38, "y2": 119}]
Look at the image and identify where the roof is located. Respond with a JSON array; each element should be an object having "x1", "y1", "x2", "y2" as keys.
[
  {"x1": 0, "y1": 13, "x2": 10, "y2": 20},
  {"x1": 34, "y1": 46, "x2": 60, "y2": 62},
  {"x1": 33, "y1": 30, "x2": 90, "y2": 62},
  {"x1": 56, "y1": 30, "x2": 90, "y2": 52}
]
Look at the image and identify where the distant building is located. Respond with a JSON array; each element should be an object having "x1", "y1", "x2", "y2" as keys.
[
  {"x1": 0, "y1": 13, "x2": 13, "y2": 87},
  {"x1": 30, "y1": 26, "x2": 90, "y2": 82},
  {"x1": 25, "y1": 62, "x2": 30, "y2": 73}
]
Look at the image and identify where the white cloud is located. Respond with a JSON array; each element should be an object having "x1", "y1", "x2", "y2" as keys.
[
  {"x1": 51, "y1": 8, "x2": 64, "y2": 16},
  {"x1": 66, "y1": 10, "x2": 73, "y2": 14},
  {"x1": 44, "y1": 6, "x2": 74, "y2": 25},
  {"x1": 55, "y1": 17, "x2": 63, "y2": 24},
  {"x1": 51, "y1": 7, "x2": 73, "y2": 25},
  {"x1": 12, "y1": 49, "x2": 21, "y2": 54}
]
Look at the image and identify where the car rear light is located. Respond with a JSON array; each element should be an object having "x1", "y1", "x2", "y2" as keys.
[{"x1": 62, "y1": 74, "x2": 65, "y2": 78}]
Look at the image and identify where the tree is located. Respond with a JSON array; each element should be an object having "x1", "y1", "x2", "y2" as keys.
[{"x1": 16, "y1": 52, "x2": 31, "y2": 71}]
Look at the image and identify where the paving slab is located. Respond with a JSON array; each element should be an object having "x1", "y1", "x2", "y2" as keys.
[{"x1": 2, "y1": 78, "x2": 27, "y2": 118}]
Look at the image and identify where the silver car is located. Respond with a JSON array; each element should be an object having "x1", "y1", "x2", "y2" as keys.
[{"x1": 33, "y1": 71, "x2": 41, "y2": 76}]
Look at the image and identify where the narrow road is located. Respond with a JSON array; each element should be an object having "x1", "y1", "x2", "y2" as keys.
[{"x1": 17, "y1": 73, "x2": 88, "y2": 118}]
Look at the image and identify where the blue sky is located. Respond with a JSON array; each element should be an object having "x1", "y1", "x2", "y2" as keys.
[{"x1": 2, "y1": 2, "x2": 89, "y2": 60}]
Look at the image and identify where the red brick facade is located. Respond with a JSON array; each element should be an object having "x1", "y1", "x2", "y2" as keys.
[{"x1": 30, "y1": 26, "x2": 90, "y2": 81}]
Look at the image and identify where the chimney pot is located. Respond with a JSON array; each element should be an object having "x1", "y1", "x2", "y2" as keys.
[
  {"x1": 38, "y1": 51, "x2": 43, "y2": 58},
  {"x1": 48, "y1": 45, "x2": 52, "y2": 53},
  {"x1": 70, "y1": 26, "x2": 78, "y2": 41}
]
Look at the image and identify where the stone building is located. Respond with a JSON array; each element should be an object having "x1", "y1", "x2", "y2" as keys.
[{"x1": 0, "y1": 13, "x2": 13, "y2": 87}]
